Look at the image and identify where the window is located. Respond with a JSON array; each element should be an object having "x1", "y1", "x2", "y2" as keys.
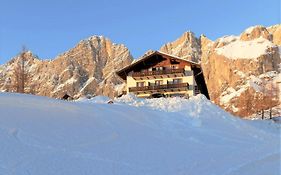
[
  {"x1": 136, "y1": 82, "x2": 145, "y2": 87},
  {"x1": 173, "y1": 79, "x2": 182, "y2": 84},
  {"x1": 171, "y1": 59, "x2": 180, "y2": 64},
  {"x1": 155, "y1": 67, "x2": 163, "y2": 71},
  {"x1": 155, "y1": 80, "x2": 163, "y2": 86},
  {"x1": 171, "y1": 65, "x2": 179, "y2": 69},
  {"x1": 185, "y1": 70, "x2": 193, "y2": 76}
]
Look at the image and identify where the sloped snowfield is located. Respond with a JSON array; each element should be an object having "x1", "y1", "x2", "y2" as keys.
[{"x1": 0, "y1": 93, "x2": 280, "y2": 175}]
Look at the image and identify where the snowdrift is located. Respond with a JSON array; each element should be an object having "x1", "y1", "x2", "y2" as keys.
[{"x1": 0, "y1": 93, "x2": 280, "y2": 175}]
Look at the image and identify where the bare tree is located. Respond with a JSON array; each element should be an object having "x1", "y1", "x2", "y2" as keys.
[{"x1": 13, "y1": 46, "x2": 29, "y2": 93}]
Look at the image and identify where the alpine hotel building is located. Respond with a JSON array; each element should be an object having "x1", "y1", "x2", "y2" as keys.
[{"x1": 117, "y1": 51, "x2": 209, "y2": 98}]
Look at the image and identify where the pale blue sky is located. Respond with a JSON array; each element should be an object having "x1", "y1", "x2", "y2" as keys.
[{"x1": 0, "y1": 0, "x2": 280, "y2": 64}]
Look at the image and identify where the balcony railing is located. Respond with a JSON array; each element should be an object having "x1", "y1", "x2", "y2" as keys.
[
  {"x1": 132, "y1": 68, "x2": 185, "y2": 78},
  {"x1": 129, "y1": 83, "x2": 189, "y2": 93}
]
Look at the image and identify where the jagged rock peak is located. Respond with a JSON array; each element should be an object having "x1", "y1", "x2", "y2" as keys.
[
  {"x1": 177, "y1": 31, "x2": 197, "y2": 43},
  {"x1": 83, "y1": 35, "x2": 127, "y2": 48},
  {"x1": 267, "y1": 24, "x2": 281, "y2": 33},
  {"x1": 199, "y1": 34, "x2": 210, "y2": 40},
  {"x1": 160, "y1": 31, "x2": 201, "y2": 62},
  {"x1": 199, "y1": 34, "x2": 214, "y2": 49},
  {"x1": 0, "y1": 35, "x2": 133, "y2": 99},
  {"x1": 240, "y1": 25, "x2": 272, "y2": 41},
  {"x1": 267, "y1": 24, "x2": 281, "y2": 45},
  {"x1": 7, "y1": 50, "x2": 40, "y2": 65}
]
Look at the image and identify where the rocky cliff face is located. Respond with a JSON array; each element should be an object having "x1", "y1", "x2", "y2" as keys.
[
  {"x1": 0, "y1": 36, "x2": 133, "y2": 99},
  {"x1": 160, "y1": 32, "x2": 201, "y2": 62},
  {"x1": 159, "y1": 25, "x2": 281, "y2": 117}
]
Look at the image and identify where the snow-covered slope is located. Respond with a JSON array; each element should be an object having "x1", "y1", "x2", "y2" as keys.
[
  {"x1": 215, "y1": 37, "x2": 275, "y2": 59},
  {"x1": 0, "y1": 93, "x2": 280, "y2": 175}
]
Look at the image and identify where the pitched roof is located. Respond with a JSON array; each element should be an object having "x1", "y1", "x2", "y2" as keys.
[{"x1": 116, "y1": 50, "x2": 200, "y2": 80}]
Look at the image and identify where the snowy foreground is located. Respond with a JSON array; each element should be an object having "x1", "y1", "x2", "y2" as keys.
[{"x1": 0, "y1": 93, "x2": 280, "y2": 175}]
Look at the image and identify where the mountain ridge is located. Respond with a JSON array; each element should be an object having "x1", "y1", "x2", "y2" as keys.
[
  {"x1": 0, "y1": 35, "x2": 133, "y2": 98},
  {"x1": 0, "y1": 24, "x2": 280, "y2": 117}
]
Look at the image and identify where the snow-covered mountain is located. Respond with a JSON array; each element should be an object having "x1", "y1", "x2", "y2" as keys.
[
  {"x1": 0, "y1": 92, "x2": 279, "y2": 175},
  {"x1": 161, "y1": 24, "x2": 281, "y2": 117},
  {"x1": 0, "y1": 24, "x2": 280, "y2": 117},
  {"x1": 0, "y1": 36, "x2": 133, "y2": 98},
  {"x1": 203, "y1": 25, "x2": 280, "y2": 117}
]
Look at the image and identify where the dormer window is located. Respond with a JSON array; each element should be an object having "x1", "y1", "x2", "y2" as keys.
[
  {"x1": 171, "y1": 65, "x2": 179, "y2": 69},
  {"x1": 171, "y1": 59, "x2": 180, "y2": 64}
]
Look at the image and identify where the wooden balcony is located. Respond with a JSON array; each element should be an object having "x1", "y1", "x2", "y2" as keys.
[
  {"x1": 129, "y1": 83, "x2": 189, "y2": 93},
  {"x1": 132, "y1": 68, "x2": 185, "y2": 80}
]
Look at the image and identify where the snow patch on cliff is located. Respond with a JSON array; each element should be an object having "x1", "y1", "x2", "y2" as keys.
[
  {"x1": 216, "y1": 37, "x2": 275, "y2": 59},
  {"x1": 220, "y1": 71, "x2": 280, "y2": 109},
  {"x1": 53, "y1": 77, "x2": 78, "y2": 93},
  {"x1": 220, "y1": 87, "x2": 247, "y2": 105},
  {"x1": 216, "y1": 35, "x2": 238, "y2": 47}
]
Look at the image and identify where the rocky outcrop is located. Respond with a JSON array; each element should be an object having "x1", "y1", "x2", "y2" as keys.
[
  {"x1": 199, "y1": 34, "x2": 214, "y2": 64},
  {"x1": 240, "y1": 25, "x2": 272, "y2": 41},
  {"x1": 160, "y1": 31, "x2": 201, "y2": 62},
  {"x1": 159, "y1": 25, "x2": 281, "y2": 117},
  {"x1": 204, "y1": 26, "x2": 280, "y2": 117},
  {"x1": 267, "y1": 24, "x2": 281, "y2": 45},
  {"x1": 201, "y1": 41, "x2": 280, "y2": 116},
  {"x1": 0, "y1": 36, "x2": 133, "y2": 99}
]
